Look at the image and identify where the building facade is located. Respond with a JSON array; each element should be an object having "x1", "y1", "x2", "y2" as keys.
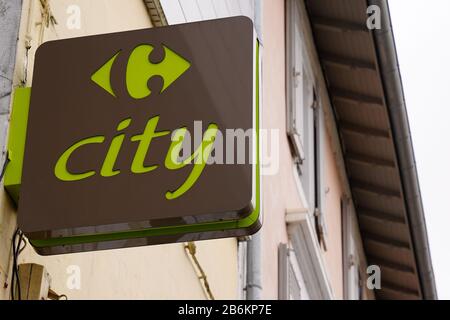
[{"x1": 0, "y1": 0, "x2": 436, "y2": 300}]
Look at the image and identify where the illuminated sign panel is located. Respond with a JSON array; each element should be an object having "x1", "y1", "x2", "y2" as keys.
[{"x1": 8, "y1": 17, "x2": 261, "y2": 254}]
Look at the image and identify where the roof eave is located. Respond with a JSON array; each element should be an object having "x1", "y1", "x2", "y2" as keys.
[{"x1": 367, "y1": 0, "x2": 437, "y2": 299}]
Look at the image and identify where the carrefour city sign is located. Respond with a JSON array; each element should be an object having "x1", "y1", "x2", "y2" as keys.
[{"x1": 5, "y1": 17, "x2": 262, "y2": 255}]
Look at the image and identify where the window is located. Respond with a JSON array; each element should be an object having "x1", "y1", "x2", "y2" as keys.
[
  {"x1": 285, "y1": 212, "x2": 333, "y2": 299},
  {"x1": 286, "y1": 0, "x2": 309, "y2": 165},
  {"x1": 341, "y1": 197, "x2": 361, "y2": 300},
  {"x1": 278, "y1": 243, "x2": 302, "y2": 300},
  {"x1": 286, "y1": 0, "x2": 327, "y2": 248}
]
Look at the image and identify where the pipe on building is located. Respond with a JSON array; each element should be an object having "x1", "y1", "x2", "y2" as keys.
[
  {"x1": 246, "y1": 233, "x2": 262, "y2": 299},
  {"x1": 245, "y1": 0, "x2": 263, "y2": 300},
  {"x1": 367, "y1": 0, "x2": 437, "y2": 299}
]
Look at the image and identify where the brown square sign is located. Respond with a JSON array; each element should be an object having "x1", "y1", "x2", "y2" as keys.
[{"x1": 17, "y1": 16, "x2": 260, "y2": 248}]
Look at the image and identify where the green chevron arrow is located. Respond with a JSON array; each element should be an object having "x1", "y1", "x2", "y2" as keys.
[{"x1": 91, "y1": 44, "x2": 191, "y2": 99}]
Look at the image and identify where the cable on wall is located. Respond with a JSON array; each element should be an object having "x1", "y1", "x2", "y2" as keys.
[
  {"x1": 37, "y1": 0, "x2": 58, "y2": 45},
  {"x1": 10, "y1": 228, "x2": 26, "y2": 300},
  {"x1": 0, "y1": 151, "x2": 10, "y2": 183},
  {"x1": 48, "y1": 288, "x2": 68, "y2": 300},
  {"x1": 184, "y1": 242, "x2": 215, "y2": 300}
]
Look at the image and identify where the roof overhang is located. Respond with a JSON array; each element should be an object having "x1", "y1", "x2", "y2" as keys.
[{"x1": 305, "y1": 0, "x2": 437, "y2": 299}]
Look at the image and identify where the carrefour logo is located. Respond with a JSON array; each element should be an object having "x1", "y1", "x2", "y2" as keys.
[
  {"x1": 91, "y1": 44, "x2": 191, "y2": 99},
  {"x1": 54, "y1": 43, "x2": 217, "y2": 200}
]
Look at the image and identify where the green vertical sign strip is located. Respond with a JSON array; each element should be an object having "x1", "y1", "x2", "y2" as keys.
[{"x1": 4, "y1": 87, "x2": 32, "y2": 203}]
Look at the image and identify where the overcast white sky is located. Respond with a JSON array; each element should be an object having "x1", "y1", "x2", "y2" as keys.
[{"x1": 389, "y1": 0, "x2": 450, "y2": 300}]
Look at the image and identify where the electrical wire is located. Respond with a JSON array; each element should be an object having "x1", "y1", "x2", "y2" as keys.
[
  {"x1": 1, "y1": 140, "x2": 23, "y2": 301},
  {"x1": 48, "y1": 288, "x2": 68, "y2": 300},
  {"x1": 184, "y1": 242, "x2": 215, "y2": 300},
  {"x1": 0, "y1": 151, "x2": 10, "y2": 182},
  {"x1": 10, "y1": 228, "x2": 26, "y2": 300}
]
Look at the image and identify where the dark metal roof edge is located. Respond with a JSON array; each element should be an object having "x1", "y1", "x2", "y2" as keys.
[
  {"x1": 143, "y1": 0, "x2": 168, "y2": 27},
  {"x1": 367, "y1": 0, "x2": 437, "y2": 299}
]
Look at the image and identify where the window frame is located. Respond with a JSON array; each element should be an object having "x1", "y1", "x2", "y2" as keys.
[{"x1": 286, "y1": 0, "x2": 327, "y2": 248}]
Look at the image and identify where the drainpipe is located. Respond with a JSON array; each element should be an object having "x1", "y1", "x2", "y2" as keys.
[
  {"x1": 367, "y1": 0, "x2": 437, "y2": 299},
  {"x1": 246, "y1": 233, "x2": 262, "y2": 299},
  {"x1": 246, "y1": 0, "x2": 263, "y2": 300}
]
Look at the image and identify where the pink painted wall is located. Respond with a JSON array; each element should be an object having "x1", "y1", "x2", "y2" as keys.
[
  {"x1": 260, "y1": 0, "x2": 295, "y2": 299},
  {"x1": 261, "y1": 0, "x2": 345, "y2": 299},
  {"x1": 322, "y1": 131, "x2": 344, "y2": 299}
]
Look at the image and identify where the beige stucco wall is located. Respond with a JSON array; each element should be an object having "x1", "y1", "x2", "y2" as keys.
[
  {"x1": 0, "y1": 0, "x2": 238, "y2": 300},
  {"x1": 0, "y1": 0, "x2": 372, "y2": 300}
]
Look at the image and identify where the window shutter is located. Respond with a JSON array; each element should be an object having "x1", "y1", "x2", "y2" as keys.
[
  {"x1": 342, "y1": 197, "x2": 361, "y2": 299},
  {"x1": 314, "y1": 101, "x2": 328, "y2": 249},
  {"x1": 348, "y1": 242, "x2": 360, "y2": 299},
  {"x1": 278, "y1": 243, "x2": 302, "y2": 300},
  {"x1": 292, "y1": 31, "x2": 304, "y2": 139},
  {"x1": 288, "y1": 258, "x2": 302, "y2": 300},
  {"x1": 286, "y1": 0, "x2": 307, "y2": 164},
  {"x1": 278, "y1": 243, "x2": 289, "y2": 300},
  {"x1": 286, "y1": 0, "x2": 326, "y2": 247}
]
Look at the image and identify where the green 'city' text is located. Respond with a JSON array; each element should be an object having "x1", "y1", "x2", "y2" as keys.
[{"x1": 54, "y1": 116, "x2": 218, "y2": 200}]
